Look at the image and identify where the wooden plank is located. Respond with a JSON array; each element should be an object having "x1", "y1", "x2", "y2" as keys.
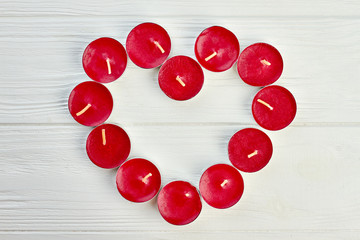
[
  {"x1": 0, "y1": 17, "x2": 359, "y2": 124},
  {"x1": 0, "y1": 125, "x2": 359, "y2": 232},
  {"x1": 0, "y1": 0, "x2": 359, "y2": 17},
  {"x1": 0, "y1": 231, "x2": 359, "y2": 240}
]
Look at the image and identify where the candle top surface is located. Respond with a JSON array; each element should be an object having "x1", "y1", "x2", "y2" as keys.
[
  {"x1": 68, "y1": 81, "x2": 113, "y2": 126},
  {"x1": 237, "y1": 42, "x2": 283, "y2": 86},
  {"x1": 252, "y1": 85, "x2": 297, "y2": 130},
  {"x1": 116, "y1": 158, "x2": 161, "y2": 202},
  {"x1": 158, "y1": 55, "x2": 204, "y2": 101},
  {"x1": 86, "y1": 124, "x2": 131, "y2": 169},
  {"x1": 199, "y1": 164, "x2": 244, "y2": 209},
  {"x1": 126, "y1": 22, "x2": 171, "y2": 69},
  {"x1": 83, "y1": 37, "x2": 127, "y2": 83},
  {"x1": 228, "y1": 128, "x2": 273, "y2": 172},
  {"x1": 195, "y1": 26, "x2": 240, "y2": 72},
  {"x1": 157, "y1": 181, "x2": 202, "y2": 225}
]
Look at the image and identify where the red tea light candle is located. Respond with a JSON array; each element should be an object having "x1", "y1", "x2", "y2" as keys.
[
  {"x1": 252, "y1": 85, "x2": 297, "y2": 131},
  {"x1": 228, "y1": 128, "x2": 273, "y2": 173},
  {"x1": 237, "y1": 43, "x2": 283, "y2": 86},
  {"x1": 158, "y1": 55, "x2": 204, "y2": 101},
  {"x1": 83, "y1": 37, "x2": 127, "y2": 83},
  {"x1": 116, "y1": 158, "x2": 161, "y2": 202},
  {"x1": 86, "y1": 124, "x2": 131, "y2": 169},
  {"x1": 195, "y1": 26, "x2": 240, "y2": 72},
  {"x1": 126, "y1": 22, "x2": 171, "y2": 68},
  {"x1": 199, "y1": 164, "x2": 244, "y2": 209},
  {"x1": 68, "y1": 81, "x2": 113, "y2": 126},
  {"x1": 157, "y1": 181, "x2": 202, "y2": 225}
]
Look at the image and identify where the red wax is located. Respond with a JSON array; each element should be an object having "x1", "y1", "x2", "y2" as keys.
[
  {"x1": 199, "y1": 164, "x2": 244, "y2": 209},
  {"x1": 195, "y1": 26, "x2": 240, "y2": 72},
  {"x1": 68, "y1": 81, "x2": 113, "y2": 126},
  {"x1": 237, "y1": 43, "x2": 283, "y2": 86},
  {"x1": 86, "y1": 124, "x2": 130, "y2": 169},
  {"x1": 252, "y1": 85, "x2": 296, "y2": 131},
  {"x1": 83, "y1": 37, "x2": 127, "y2": 83},
  {"x1": 116, "y1": 158, "x2": 161, "y2": 202},
  {"x1": 157, "y1": 181, "x2": 202, "y2": 225},
  {"x1": 158, "y1": 55, "x2": 204, "y2": 101},
  {"x1": 228, "y1": 128, "x2": 273, "y2": 173},
  {"x1": 126, "y1": 22, "x2": 171, "y2": 69}
]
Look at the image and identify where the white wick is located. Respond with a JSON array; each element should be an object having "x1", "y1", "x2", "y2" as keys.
[
  {"x1": 76, "y1": 103, "x2": 91, "y2": 116},
  {"x1": 257, "y1": 99, "x2": 274, "y2": 110},
  {"x1": 247, "y1": 150, "x2": 258, "y2": 158},
  {"x1": 102, "y1": 129, "x2": 106, "y2": 146},
  {"x1": 154, "y1": 41, "x2": 165, "y2": 54},
  {"x1": 106, "y1": 58, "x2": 112, "y2": 74},
  {"x1": 205, "y1": 52, "x2": 217, "y2": 61},
  {"x1": 220, "y1": 179, "x2": 229, "y2": 188},
  {"x1": 260, "y1": 59, "x2": 271, "y2": 66},
  {"x1": 142, "y1": 173, "x2": 152, "y2": 183},
  {"x1": 176, "y1": 76, "x2": 186, "y2": 87}
]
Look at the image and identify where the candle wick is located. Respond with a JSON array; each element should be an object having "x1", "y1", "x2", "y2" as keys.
[
  {"x1": 247, "y1": 150, "x2": 258, "y2": 158},
  {"x1": 154, "y1": 41, "x2": 165, "y2": 54},
  {"x1": 76, "y1": 103, "x2": 91, "y2": 116},
  {"x1": 220, "y1": 179, "x2": 229, "y2": 188},
  {"x1": 260, "y1": 59, "x2": 271, "y2": 66},
  {"x1": 257, "y1": 99, "x2": 274, "y2": 110},
  {"x1": 176, "y1": 76, "x2": 186, "y2": 87},
  {"x1": 106, "y1": 58, "x2": 112, "y2": 74},
  {"x1": 142, "y1": 173, "x2": 153, "y2": 183},
  {"x1": 102, "y1": 129, "x2": 106, "y2": 146},
  {"x1": 205, "y1": 52, "x2": 217, "y2": 61}
]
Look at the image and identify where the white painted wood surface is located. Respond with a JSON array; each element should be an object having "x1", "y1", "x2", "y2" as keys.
[{"x1": 0, "y1": 0, "x2": 360, "y2": 239}]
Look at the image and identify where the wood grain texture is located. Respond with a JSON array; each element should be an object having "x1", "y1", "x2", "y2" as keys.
[
  {"x1": 0, "y1": 0, "x2": 360, "y2": 239},
  {"x1": 0, "y1": 17, "x2": 359, "y2": 124},
  {"x1": 0, "y1": 0, "x2": 359, "y2": 17},
  {"x1": 0, "y1": 125, "x2": 359, "y2": 234},
  {"x1": 1, "y1": 231, "x2": 360, "y2": 240}
]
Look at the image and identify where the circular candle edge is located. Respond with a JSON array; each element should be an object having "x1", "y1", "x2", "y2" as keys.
[
  {"x1": 227, "y1": 128, "x2": 273, "y2": 172},
  {"x1": 251, "y1": 85, "x2": 297, "y2": 131},
  {"x1": 158, "y1": 55, "x2": 204, "y2": 101},
  {"x1": 116, "y1": 158, "x2": 161, "y2": 203},
  {"x1": 126, "y1": 22, "x2": 171, "y2": 69},
  {"x1": 237, "y1": 42, "x2": 283, "y2": 86},
  {"x1": 194, "y1": 25, "x2": 240, "y2": 72},
  {"x1": 68, "y1": 81, "x2": 113, "y2": 127},
  {"x1": 86, "y1": 123, "x2": 131, "y2": 169},
  {"x1": 82, "y1": 37, "x2": 128, "y2": 83},
  {"x1": 199, "y1": 163, "x2": 244, "y2": 209},
  {"x1": 157, "y1": 180, "x2": 202, "y2": 225}
]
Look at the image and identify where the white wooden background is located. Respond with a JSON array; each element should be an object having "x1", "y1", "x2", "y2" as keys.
[{"x1": 0, "y1": 0, "x2": 360, "y2": 239}]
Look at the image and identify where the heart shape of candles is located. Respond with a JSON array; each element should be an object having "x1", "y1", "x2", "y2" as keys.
[{"x1": 67, "y1": 22, "x2": 297, "y2": 226}]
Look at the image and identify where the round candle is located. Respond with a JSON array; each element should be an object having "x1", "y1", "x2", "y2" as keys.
[
  {"x1": 157, "y1": 181, "x2": 202, "y2": 225},
  {"x1": 158, "y1": 55, "x2": 204, "y2": 101},
  {"x1": 83, "y1": 37, "x2": 127, "y2": 83},
  {"x1": 68, "y1": 81, "x2": 113, "y2": 126},
  {"x1": 237, "y1": 43, "x2": 283, "y2": 86},
  {"x1": 228, "y1": 128, "x2": 273, "y2": 172},
  {"x1": 252, "y1": 85, "x2": 297, "y2": 131},
  {"x1": 126, "y1": 22, "x2": 171, "y2": 69},
  {"x1": 199, "y1": 164, "x2": 244, "y2": 209},
  {"x1": 86, "y1": 124, "x2": 130, "y2": 169},
  {"x1": 194, "y1": 26, "x2": 240, "y2": 72},
  {"x1": 116, "y1": 158, "x2": 161, "y2": 202}
]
